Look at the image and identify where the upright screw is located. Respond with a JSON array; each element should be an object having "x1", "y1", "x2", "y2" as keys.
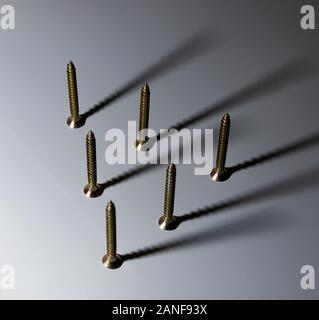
[
  {"x1": 135, "y1": 83, "x2": 150, "y2": 151},
  {"x1": 102, "y1": 201, "x2": 123, "y2": 269},
  {"x1": 158, "y1": 163, "x2": 180, "y2": 231},
  {"x1": 66, "y1": 61, "x2": 85, "y2": 129},
  {"x1": 83, "y1": 130, "x2": 103, "y2": 198},
  {"x1": 210, "y1": 113, "x2": 231, "y2": 182}
]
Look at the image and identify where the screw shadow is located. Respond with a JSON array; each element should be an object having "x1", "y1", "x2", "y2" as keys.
[
  {"x1": 122, "y1": 208, "x2": 286, "y2": 261},
  {"x1": 145, "y1": 57, "x2": 314, "y2": 146},
  {"x1": 100, "y1": 163, "x2": 162, "y2": 190},
  {"x1": 178, "y1": 166, "x2": 319, "y2": 223},
  {"x1": 122, "y1": 166, "x2": 319, "y2": 261},
  {"x1": 225, "y1": 131, "x2": 319, "y2": 179},
  {"x1": 81, "y1": 32, "x2": 214, "y2": 120}
]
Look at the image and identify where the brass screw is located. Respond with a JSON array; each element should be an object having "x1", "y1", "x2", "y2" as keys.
[
  {"x1": 210, "y1": 113, "x2": 231, "y2": 182},
  {"x1": 135, "y1": 83, "x2": 150, "y2": 151},
  {"x1": 102, "y1": 201, "x2": 123, "y2": 269},
  {"x1": 83, "y1": 130, "x2": 103, "y2": 198},
  {"x1": 158, "y1": 163, "x2": 180, "y2": 231},
  {"x1": 66, "y1": 61, "x2": 85, "y2": 129}
]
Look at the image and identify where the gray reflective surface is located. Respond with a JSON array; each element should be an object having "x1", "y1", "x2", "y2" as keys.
[{"x1": 0, "y1": 0, "x2": 319, "y2": 299}]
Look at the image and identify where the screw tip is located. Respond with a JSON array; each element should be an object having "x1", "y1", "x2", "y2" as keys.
[
  {"x1": 221, "y1": 113, "x2": 231, "y2": 126},
  {"x1": 107, "y1": 200, "x2": 115, "y2": 211},
  {"x1": 168, "y1": 163, "x2": 176, "y2": 171},
  {"x1": 142, "y1": 82, "x2": 150, "y2": 92},
  {"x1": 86, "y1": 130, "x2": 96, "y2": 142},
  {"x1": 67, "y1": 60, "x2": 75, "y2": 69}
]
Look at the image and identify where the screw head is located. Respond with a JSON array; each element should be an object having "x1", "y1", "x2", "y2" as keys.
[
  {"x1": 67, "y1": 115, "x2": 85, "y2": 129},
  {"x1": 134, "y1": 138, "x2": 150, "y2": 152},
  {"x1": 210, "y1": 167, "x2": 231, "y2": 182},
  {"x1": 83, "y1": 183, "x2": 103, "y2": 198},
  {"x1": 102, "y1": 254, "x2": 123, "y2": 269},
  {"x1": 158, "y1": 215, "x2": 179, "y2": 231}
]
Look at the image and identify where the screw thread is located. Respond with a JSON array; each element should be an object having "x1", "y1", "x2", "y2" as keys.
[
  {"x1": 106, "y1": 201, "x2": 117, "y2": 256},
  {"x1": 67, "y1": 61, "x2": 79, "y2": 119},
  {"x1": 138, "y1": 83, "x2": 150, "y2": 142},
  {"x1": 216, "y1": 113, "x2": 231, "y2": 169},
  {"x1": 163, "y1": 163, "x2": 176, "y2": 220},
  {"x1": 86, "y1": 130, "x2": 97, "y2": 186}
]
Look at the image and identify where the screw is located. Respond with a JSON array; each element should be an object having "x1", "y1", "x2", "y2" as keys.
[
  {"x1": 66, "y1": 61, "x2": 85, "y2": 129},
  {"x1": 135, "y1": 83, "x2": 150, "y2": 151},
  {"x1": 158, "y1": 163, "x2": 180, "y2": 231},
  {"x1": 102, "y1": 201, "x2": 123, "y2": 269},
  {"x1": 210, "y1": 113, "x2": 232, "y2": 182},
  {"x1": 83, "y1": 130, "x2": 103, "y2": 198}
]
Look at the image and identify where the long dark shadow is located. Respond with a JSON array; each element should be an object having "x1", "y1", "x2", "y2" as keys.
[
  {"x1": 82, "y1": 32, "x2": 214, "y2": 120},
  {"x1": 178, "y1": 166, "x2": 319, "y2": 223},
  {"x1": 226, "y1": 132, "x2": 319, "y2": 178},
  {"x1": 150, "y1": 58, "x2": 314, "y2": 143},
  {"x1": 122, "y1": 166, "x2": 319, "y2": 261},
  {"x1": 122, "y1": 208, "x2": 285, "y2": 261},
  {"x1": 100, "y1": 163, "x2": 162, "y2": 190}
]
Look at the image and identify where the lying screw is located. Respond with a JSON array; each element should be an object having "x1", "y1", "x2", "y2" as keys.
[
  {"x1": 102, "y1": 201, "x2": 123, "y2": 269},
  {"x1": 210, "y1": 113, "x2": 231, "y2": 182},
  {"x1": 83, "y1": 130, "x2": 103, "y2": 198},
  {"x1": 158, "y1": 163, "x2": 180, "y2": 230},
  {"x1": 135, "y1": 83, "x2": 150, "y2": 151},
  {"x1": 66, "y1": 61, "x2": 85, "y2": 128}
]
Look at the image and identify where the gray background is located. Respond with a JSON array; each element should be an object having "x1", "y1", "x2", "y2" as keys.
[{"x1": 0, "y1": 0, "x2": 319, "y2": 299}]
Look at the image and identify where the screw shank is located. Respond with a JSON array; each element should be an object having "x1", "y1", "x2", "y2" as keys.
[
  {"x1": 67, "y1": 61, "x2": 79, "y2": 119},
  {"x1": 164, "y1": 164, "x2": 176, "y2": 219},
  {"x1": 86, "y1": 131, "x2": 97, "y2": 186},
  {"x1": 106, "y1": 201, "x2": 117, "y2": 256},
  {"x1": 138, "y1": 83, "x2": 150, "y2": 142},
  {"x1": 216, "y1": 113, "x2": 231, "y2": 168}
]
